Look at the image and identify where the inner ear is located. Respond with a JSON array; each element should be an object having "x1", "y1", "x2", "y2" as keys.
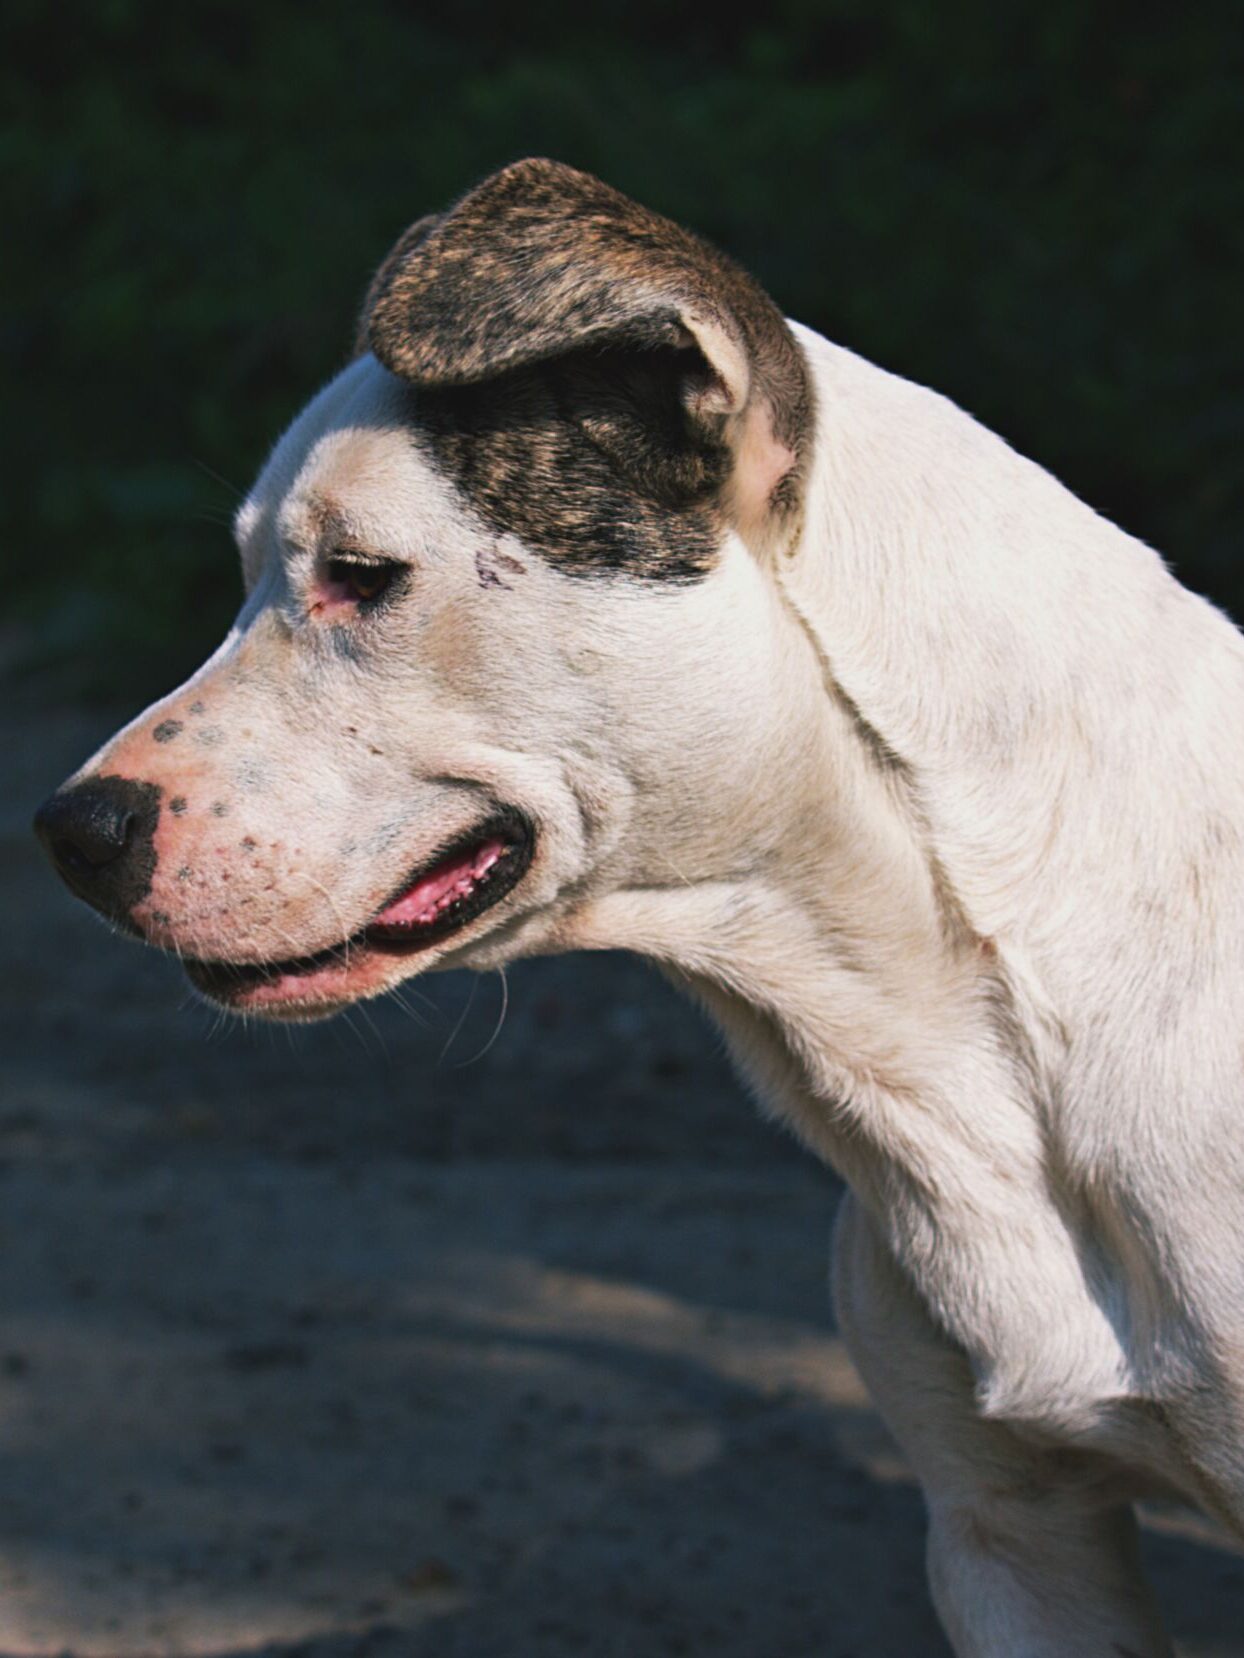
[
  {"x1": 674, "y1": 316, "x2": 750, "y2": 417},
  {"x1": 546, "y1": 344, "x2": 733, "y2": 509}
]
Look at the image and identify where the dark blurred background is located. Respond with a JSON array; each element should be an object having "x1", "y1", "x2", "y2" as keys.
[{"x1": 5, "y1": 2, "x2": 1242, "y2": 696}]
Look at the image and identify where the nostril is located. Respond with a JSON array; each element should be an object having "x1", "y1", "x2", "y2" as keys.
[
  {"x1": 35, "y1": 789, "x2": 134, "y2": 872},
  {"x1": 33, "y1": 776, "x2": 161, "y2": 906},
  {"x1": 50, "y1": 817, "x2": 132, "y2": 873}
]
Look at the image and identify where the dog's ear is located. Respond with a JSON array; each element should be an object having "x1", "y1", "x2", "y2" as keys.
[
  {"x1": 354, "y1": 213, "x2": 443, "y2": 359},
  {"x1": 362, "y1": 160, "x2": 812, "y2": 540}
]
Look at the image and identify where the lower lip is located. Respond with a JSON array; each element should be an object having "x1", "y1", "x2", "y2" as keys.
[{"x1": 214, "y1": 950, "x2": 389, "y2": 1015}]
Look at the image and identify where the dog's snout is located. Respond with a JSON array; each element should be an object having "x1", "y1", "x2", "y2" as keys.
[
  {"x1": 36, "y1": 780, "x2": 134, "y2": 871},
  {"x1": 33, "y1": 775, "x2": 162, "y2": 918}
]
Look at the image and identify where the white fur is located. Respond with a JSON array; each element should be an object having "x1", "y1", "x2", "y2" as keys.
[{"x1": 72, "y1": 324, "x2": 1244, "y2": 1655}]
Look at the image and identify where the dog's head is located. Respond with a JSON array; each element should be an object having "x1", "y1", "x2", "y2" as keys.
[{"x1": 35, "y1": 160, "x2": 817, "y2": 1020}]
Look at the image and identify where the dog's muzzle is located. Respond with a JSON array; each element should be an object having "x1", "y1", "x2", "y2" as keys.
[{"x1": 33, "y1": 774, "x2": 162, "y2": 925}]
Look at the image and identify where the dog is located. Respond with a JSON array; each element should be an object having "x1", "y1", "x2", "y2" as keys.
[{"x1": 34, "y1": 158, "x2": 1244, "y2": 1655}]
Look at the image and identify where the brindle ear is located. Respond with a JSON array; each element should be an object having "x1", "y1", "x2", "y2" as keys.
[
  {"x1": 362, "y1": 159, "x2": 812, "y2": 534},
  {"x1": 354, "y1": 213, "x2": 443, "y2": 358}
]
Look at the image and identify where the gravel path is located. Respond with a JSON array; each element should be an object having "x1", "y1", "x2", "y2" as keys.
[{"x1": 3, "y1": 702, "x2": 1242, "y2": 1655}]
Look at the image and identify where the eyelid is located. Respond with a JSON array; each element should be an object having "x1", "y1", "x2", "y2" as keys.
[{"x1": 322, "y1": 547, "x2": 407, "y2": 568}]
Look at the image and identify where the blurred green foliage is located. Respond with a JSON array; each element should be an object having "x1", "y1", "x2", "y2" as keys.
[{"x1": 5, "y1": 2, "x2": 1242, "y2": 694}]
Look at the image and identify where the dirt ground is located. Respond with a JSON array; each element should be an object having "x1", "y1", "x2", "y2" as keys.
[{"x1": 4, "y1": 702, "x2": 1244, "y2": 1656}]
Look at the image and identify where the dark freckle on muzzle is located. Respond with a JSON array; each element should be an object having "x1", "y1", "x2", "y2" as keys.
[
  {"x1": 196, "y1": 726, "x2": 226, "y2": 748},
  {"x1": 189, "y1": 700, "x2": 206, "y2": 715},
  {"x1": 153, "y1": 719, "x2": 183, "y2": 743},
  {"x1": 170, "y1": 796, "x2": 188, "y2": 815},
  {"x1": 210, "y1": 801, "x2": 230, "y2": 818}
]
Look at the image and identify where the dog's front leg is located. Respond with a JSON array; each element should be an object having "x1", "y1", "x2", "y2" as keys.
[{"x1": 831, "y1": 1192, "x2": 1173, "y2": 1658}]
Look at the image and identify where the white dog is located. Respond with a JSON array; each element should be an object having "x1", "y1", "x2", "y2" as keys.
[{"x1": 35, "y1": 159, "x2": 1244, "y2": 1655}]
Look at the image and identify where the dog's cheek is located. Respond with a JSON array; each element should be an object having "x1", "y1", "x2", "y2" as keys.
[{"x1": 128, "y1": 805, "x2": 341, "y2": 961}]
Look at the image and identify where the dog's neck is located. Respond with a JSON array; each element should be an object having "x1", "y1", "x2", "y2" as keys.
[
  {"x1": 562, "y1": 325, "x2": 1158, "y2": 1424},
  {"x1": 566, "y1": 326, "x2": 1052, "y2": 1153},
  {"x1": 563, "y1": 669, "x2": 1132, "y2": 1425}
]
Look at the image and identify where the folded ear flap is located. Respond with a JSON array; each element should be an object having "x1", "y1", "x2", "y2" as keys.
[
  {"x1": 362, "y1": 160, "x2": 812, "y2": 540},
  {"x1": 354, "y1": 212, "x2": 442, "y2": 358}
]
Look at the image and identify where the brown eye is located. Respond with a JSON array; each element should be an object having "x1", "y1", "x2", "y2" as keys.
[{"x1": 325, "y1": 557, "x2": 398, "y2": 606}]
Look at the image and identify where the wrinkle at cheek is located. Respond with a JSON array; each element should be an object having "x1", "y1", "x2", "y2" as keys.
[{"x1": 363, "y1": 817, "x2": 410, "y2": 856}]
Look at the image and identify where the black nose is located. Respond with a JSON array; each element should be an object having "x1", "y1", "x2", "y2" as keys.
[{"x1": 33, "y1": 775, "x2": 162, "y2": 919}]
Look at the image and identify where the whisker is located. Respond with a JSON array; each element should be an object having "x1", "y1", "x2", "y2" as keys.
[
  {"x1": 354, "y1": 998, "x2": 390, "y2": 1059},
  {"x1": 439, "y1": 974, "x2": 480, "y2": 1064},
  {"x1": 384, "y1": 984, "x2": 431, "y2": 1031},
  {"x1": 193, "y1": 457, "x2": 246, "y2": 504},
  {"x1": 451, "y1": 969, "x2": 509, "y2": 1069},
  {"x1": 341, "y1": 1005, "x2": 374, "y2": 1056},
  {"x1": 654, "y1": 848, "x2": 696, "y2": 890}
]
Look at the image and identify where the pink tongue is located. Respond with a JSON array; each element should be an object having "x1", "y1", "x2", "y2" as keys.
[{"x1": 371, "y1": 837, "x2": 507, "y2": 930}]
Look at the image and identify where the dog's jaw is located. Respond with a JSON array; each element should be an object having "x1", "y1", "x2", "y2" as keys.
[{"x1": 182, "y1": 807, "x2": 537, "y2": 1019}]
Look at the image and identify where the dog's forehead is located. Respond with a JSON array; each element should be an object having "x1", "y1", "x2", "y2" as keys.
[
  {"x1": 235, "y1": 354, "x2": 465, "y2": 561},
  {"x1": 235, "y1": 343, "x2": 727, "y2": 585}
]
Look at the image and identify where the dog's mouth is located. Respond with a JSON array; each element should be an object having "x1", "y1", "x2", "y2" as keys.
[{"x1": 183, "y1": 807, "x2": 535, "y2": 1017}]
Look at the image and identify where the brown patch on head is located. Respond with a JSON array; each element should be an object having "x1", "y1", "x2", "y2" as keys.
[
  {"x1": 362, "y1": 159, "x2": 812, "y2": 577},
  {"x1": 411, "y1": 353, "x2": 725, "y2": 582}
]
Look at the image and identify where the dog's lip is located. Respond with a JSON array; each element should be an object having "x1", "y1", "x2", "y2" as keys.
[{"x1": 183, "y1": 806, "x2": 535, "y2": 1006}]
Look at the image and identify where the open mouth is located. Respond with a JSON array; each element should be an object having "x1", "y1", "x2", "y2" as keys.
[{"x1": 184, "y1": 807, "x2": 535, "y2": 1013}]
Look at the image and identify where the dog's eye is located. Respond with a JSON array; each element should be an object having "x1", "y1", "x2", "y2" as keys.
[{"x1": 324, "y1": 557, "x2": 398, "y2": 607}]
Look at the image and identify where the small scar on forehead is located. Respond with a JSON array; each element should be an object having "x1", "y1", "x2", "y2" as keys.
[
  {"x1": 153, "y1": 720, "x2": 183, "y2": 743},
  {"x1": 475, "y1": 542, "x2": 529, "y2": 590}
]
